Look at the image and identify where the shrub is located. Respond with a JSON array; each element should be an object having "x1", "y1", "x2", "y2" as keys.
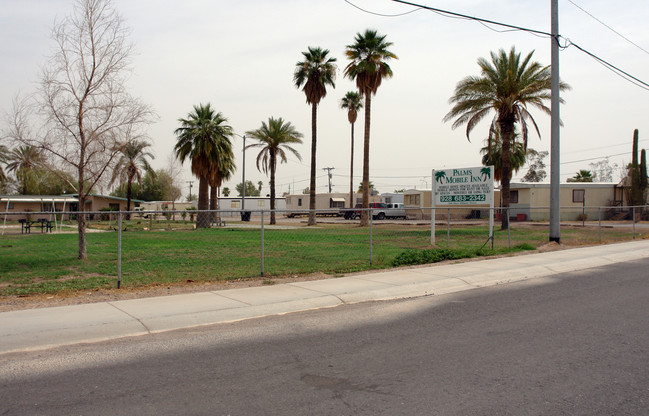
[{"x1": 392, "y1": 244, "x2": 535, "y2": 267}]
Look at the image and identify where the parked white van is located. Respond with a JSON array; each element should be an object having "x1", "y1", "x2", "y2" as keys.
[{"x1": 385, "y1": 203, "x2": 406, "y2": 219}]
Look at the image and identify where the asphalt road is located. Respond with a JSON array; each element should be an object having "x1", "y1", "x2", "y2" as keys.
[{"x1": 2, "y1": 259, "x2": 649, "y2": 415}]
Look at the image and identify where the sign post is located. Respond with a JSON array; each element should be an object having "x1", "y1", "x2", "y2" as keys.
[{"x1": 431, "y1": 166, "x2": 494, "y2": 245}]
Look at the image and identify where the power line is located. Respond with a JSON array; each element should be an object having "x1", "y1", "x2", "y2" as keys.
[
  {"x1": 376, "y1": 0, "x2": 649, "y2": 91},
  {"x1": 343, "y1": 0, "x2": 422, "y2": 17},
  {"x1": 566, "y1": 0, "x2": 649, "y2": 57},
  {"x1": 561, "y1": 151, "x2": 628, "y2": 165},
  {"x1": 388, "y1": 0, "x2": 552, "y2": 37},
  {"x1": 564, "y1": 40, "x2": 649, "y2": 91}
]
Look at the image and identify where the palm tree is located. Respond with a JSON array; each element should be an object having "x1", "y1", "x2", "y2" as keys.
[
  {"x1": 293, "y1": 46, "x2": 337, "y2": 226},
  {"x1": 175, "y1": 104, "x2": 234, "y2": 228},
  {"x1": 340, "y1": 91, "x2": 363, "y2": 209},
  {"x1": 208, "y1": 140, "x2": 235, "y2": 221},
  {"x1": 443, "y1": 46, "x2": 568, "y2": 229},
  {"x1": 344, "y1": 29, "x2": 397, "y2": 226},
  {"x1": 110, "y1": 140, "x2": 155, "y2": 219},
  {"x1": 246, "y1": 117, "x2": 303, "y2": 224},
  {"x1": 567, "y1": 170, "x2": 594, "y2": 182},
  {"x1": 6, "y1": 145, "x2": 45, "y2": 195},
  {"x1": 479, "y1": 129, "x2": 530, "y2": 183}
]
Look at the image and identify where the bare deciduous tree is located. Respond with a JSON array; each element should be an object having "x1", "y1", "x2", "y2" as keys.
[
  {"x1": 8, "y1": 0, "x2": 153, "y2": 259},
  {"x1": 165, "y1": 153, "x2": 184, "y2": 207}
]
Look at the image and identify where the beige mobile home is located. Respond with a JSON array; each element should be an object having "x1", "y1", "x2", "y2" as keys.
[
  {"x1": 508, "y1": 182, "x2": 618, "y2": 221},
  {"x1": 403, "y1": 189, "x2": 492, "y2": 220},
  {"x1": 284, "y1": 192, "x2": 374, "y2": 217}
]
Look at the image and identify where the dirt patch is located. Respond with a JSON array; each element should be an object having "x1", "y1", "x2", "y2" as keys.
[
  {"x1": 535, "y1": 241, "x2": 563, "y2": 252},
  {"x1": 0, "y1": 272, "x2": 339, "y2": 313}
]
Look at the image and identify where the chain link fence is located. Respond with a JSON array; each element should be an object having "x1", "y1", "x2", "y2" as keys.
[{"x1": 1, "y1": 205, "x2": 647, "y2": 294}]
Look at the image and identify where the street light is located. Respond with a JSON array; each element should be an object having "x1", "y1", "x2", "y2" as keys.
[{"x1": 234, "y1": 133, "x2": 247, "y2": 214}]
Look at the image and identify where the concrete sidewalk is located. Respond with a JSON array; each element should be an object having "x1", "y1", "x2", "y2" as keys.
[{"x1": 2, "y1": 240, "x2": 649, "y2": 354}]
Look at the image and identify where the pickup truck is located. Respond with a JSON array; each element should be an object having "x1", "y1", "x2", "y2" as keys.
[
  {"x1": 345, "y1": 203, "x2": 390, "y2": 220},
  {"x1": 384, "y1": 202, "x2": 406, "y2": 219}
]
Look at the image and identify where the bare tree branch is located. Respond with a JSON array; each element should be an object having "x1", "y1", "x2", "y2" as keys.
[{"x1": 8, "y1": 0, "x2": 154, "y2": 259}]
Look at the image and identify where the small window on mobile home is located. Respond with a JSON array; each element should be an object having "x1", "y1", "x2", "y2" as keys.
[
  {"x1": 510, "y1": 191, "x2": 519, "y2": 204},
  {"x1": 573, "y1": 189, "x2": 585, "y2": 203}
]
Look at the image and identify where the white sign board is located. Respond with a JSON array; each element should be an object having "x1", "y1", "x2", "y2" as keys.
[
  {"x1": 433, "y1": 166, "x2": 494, "y2": 205},
  {"x1": 431, "y1": 166, "x2": 494, "y2": 245}
]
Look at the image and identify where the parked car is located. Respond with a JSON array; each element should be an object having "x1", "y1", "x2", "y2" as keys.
[
  {"x1": 345, "y1": 203, "x2": 390, "y2": 220},
  {"x1": 384, "y1": 202, "x2": 406, "y2": 219}
]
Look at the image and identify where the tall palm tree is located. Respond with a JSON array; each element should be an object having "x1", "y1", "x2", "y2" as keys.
[
  {"x1": 479, "y1": 128, "x2": 529, "y2": 183},
  {"x1": 209, "y1": 148, "x2": 235, "y2": 221},
  {"x1": 340, "y1": 91, "x2": 363, "y2": 209},
  {"x1": 110, "y1": 140, "x2": 155, "y2": 219},
  {"x1": 344, "y1": 29, "x2": 397, "y2": 226},
  {"x1": 246, "y1": 117, "x2": 303, "y2": 224},
  {"x1": 443, "y1": 46, "x2": 568, "y2": 229},
  {"x1": 293, "y1": 46, "x2": 336, "y2": 226},
  {"x1": 6, "y1": 145, "x2": 45, "y2": 195},
  {"x1": 175, "y1": 103, "x2": 234, "y2": 228}
]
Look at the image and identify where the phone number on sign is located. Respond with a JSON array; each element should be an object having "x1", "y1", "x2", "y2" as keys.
[{"x1": 439, "y1": 194, "x2": 486, "y2": 203}]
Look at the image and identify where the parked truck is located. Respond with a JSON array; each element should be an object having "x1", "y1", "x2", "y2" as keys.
[
  {"x1": 384, "y1": 202, "x2": 406, "y2": 219},
  {"x1": 345, "y1": 202, "x2": 407, "y2": 220}
]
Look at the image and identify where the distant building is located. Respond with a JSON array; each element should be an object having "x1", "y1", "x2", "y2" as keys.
[
  {"x1": 217, "y1": 197, "x2": 286, "y2": 217},
  {"x1": 0, "y1": 194, "x2": 144, "y2": 221},
  {"x1": 402, "y1": 181, "x2": 631, "y2": 221},
  {"x1": 507, "y1": 182, "x2": 622, "y2": 221},
  {"x1": 284, "y1": 192, "x2": 379, "y2": 216},
  {"x1": 380, "y1": 192, "x2": 404, "y2": 205}
]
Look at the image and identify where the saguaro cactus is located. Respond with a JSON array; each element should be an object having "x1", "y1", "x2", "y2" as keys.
[
  {"x1": 628, "y1": 129, "x2": 647, "y2": 207},
  {"x1": 641, "y1": 149, "x2": 648, "y2": 191}
]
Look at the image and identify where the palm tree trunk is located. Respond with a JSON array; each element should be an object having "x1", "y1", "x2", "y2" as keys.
[
  {"x1": 197, "y1": 177, "x2": 210, "y2": 228},
  {"x1": 349, "y1": 121, "x2": 355, "y2": 209},
  {"x1": 270, "y1": 150, "x2": 277, "y2": 225},
  {"x1": 360, "y1": 93, "x2": 372, "y2": 227},
  {"x1": 499, "y1": 118, "x2": 514, "y2": 230},
  {"x1": 308, "y1": 102, "x2": 318, "y2": 226},
  {"x1": 209, "y1": 183, "x2": 217, "y2": 223},
  {"x1": 126, "y1": 174, "x2": 133, "y2": 221}
]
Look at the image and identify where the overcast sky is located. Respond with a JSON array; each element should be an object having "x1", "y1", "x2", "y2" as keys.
[{"x1": 2, "y1": 0, "x2": 648, "y2": 197}]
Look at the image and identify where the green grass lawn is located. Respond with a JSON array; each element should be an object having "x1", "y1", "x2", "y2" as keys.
[{"x1": 0, "y1": 221, "x2": 640, "y2": 296}]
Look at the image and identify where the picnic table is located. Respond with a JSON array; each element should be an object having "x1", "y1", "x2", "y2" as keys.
[
  {"x1": 211, "y1": 217, "x2": 226, "y2": 227},
  {"x1": 36, "y1": 218, "x2": 54, "y2": 233},
  {"x1": 18, "y1": 218, "x2": 53, "y2": 234},
  {"x1": 18, "y1": 219, "x2": 31, "y2": 234}
]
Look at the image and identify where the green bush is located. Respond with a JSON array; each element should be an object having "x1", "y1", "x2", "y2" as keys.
[{"x1": 392, "y1": 244, "x2": 535, "y2": 267}]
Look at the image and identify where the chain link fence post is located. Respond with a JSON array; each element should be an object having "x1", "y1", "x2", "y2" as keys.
[
  {"x1": 117, "y1": 211, "x2": 122, "y2": 289},
  {"x1": 598, "y1": 207, "x2": 602, "y2": 242},
  {"x1": 446, "y1": 208, "x2": 450, "y2": 249},
  {"x1": 261, "y1": 210, "x2": 265, "y2": 277},
  {"x1": 369, "y1": 208, "x2": 373, "y2": 266},
  {"x1": 633, "y1": 206, "x2": 636, "y2": 239},
  {"x1": 507, "y1": 207, "x2": 511, "y2": 249}
]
